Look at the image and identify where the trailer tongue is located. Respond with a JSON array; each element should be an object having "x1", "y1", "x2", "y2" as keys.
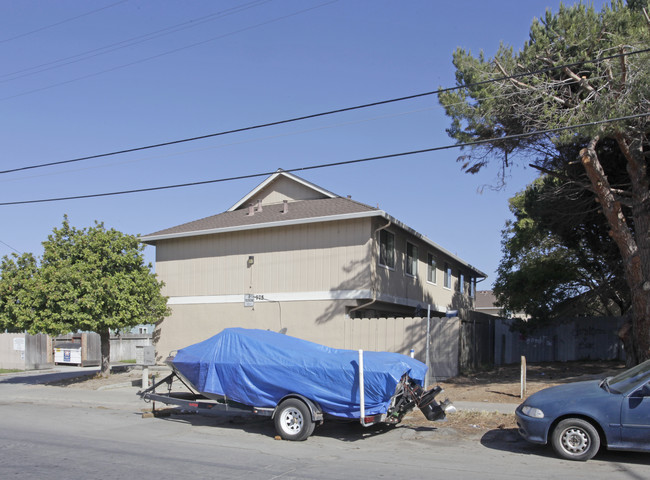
[{"x1": 139, "y1": 328, "x2": 455, "y2": 440}]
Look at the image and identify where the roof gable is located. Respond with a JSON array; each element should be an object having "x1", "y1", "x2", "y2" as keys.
[
  {"x1": 140, "y1": 170, "x2": 487, "y2": 279},
  {"x1": 228, "y1": 169, "x2": 336, "y2": 212}
]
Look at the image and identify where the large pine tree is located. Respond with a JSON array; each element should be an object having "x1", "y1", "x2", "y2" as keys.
[{"x1": 439, "y1": 1, "x2": 650, "y2": 363}]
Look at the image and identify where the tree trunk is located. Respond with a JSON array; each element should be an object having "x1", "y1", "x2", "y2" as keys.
[
  {"x1": 99, "y1": 328, "x2": 111, "y2": 377},
  {"x1": 581, "y1": 137, "x2": 650, "y2": 365}
]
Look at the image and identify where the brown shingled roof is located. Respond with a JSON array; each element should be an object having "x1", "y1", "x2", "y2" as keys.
[{"x1": 143, "y1": 197, "x2": 378, "y2": 240}]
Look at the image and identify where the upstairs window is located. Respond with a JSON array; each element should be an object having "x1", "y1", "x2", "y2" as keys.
[
  {"x1": 427, "y1": 253, "x2": 436, "y2": 284},
  {"x1": 459, "y1": 273, "x2": 465, "y2": 293},
  {"x1": 444, "y1": 263, "x2": 452, "y2": 289},
  {"x1": 379, "y1": 230, "x2": 395, "y2": 269},
  {"x1": 406, "y1": 242, "x2": 418, "y2": 276}
]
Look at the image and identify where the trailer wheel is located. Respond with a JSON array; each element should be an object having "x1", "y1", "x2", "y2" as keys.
[{"x1": 274, "y1": 398, "x2": 315, "y2": 441}]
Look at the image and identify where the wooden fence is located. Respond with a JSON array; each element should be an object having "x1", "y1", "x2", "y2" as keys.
[
  {"x1": 3, "y1": 315, "x2": 625, "y2": 374},
  {"x1": 344, "y1": 315, "x2": 460, "y2": 382},
  {"x1": 462, "y1": 312, "x2": 625, "y2": 370},
  {"x1": 493, "y1": 315, "x2": 625, "y2": 364},
  {"x1": 0, "y1": 332, "x2": 152, "y2": 370}
]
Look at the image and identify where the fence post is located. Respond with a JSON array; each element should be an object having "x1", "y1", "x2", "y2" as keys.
[{"x1": 520, "y1": 356, "x2": 527, "y2": 399}]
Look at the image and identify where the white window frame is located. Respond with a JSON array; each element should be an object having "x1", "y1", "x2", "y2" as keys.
[
  {"x1": 427, "y1": 253, "x2": 437, "y2": 284},
  {"x1": 379, "y1": 229, "x2": 395, "y2": 270},
  {"x1": 405, "y1": 242, "x2": 418, "y2": 277},
  {"x1": 444, "y1": 263, "x2": 452, "y2": 289}
]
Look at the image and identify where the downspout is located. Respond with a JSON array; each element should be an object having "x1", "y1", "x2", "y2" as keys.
[{"x1": 348, "y1": 219, "x2": 391, "y2": 316}]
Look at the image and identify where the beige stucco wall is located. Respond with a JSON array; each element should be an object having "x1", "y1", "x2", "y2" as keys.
[
  {"x1": 156, "y1": 217, "x2": 373, "y2": 297},
  {"x1": 154, "y1": 300, "x2": 353, "y2": 361},
  {"x1": 152, "y1": 215, "x2": 479, "y2": 360},
  {"x1": 371, "y1": 218, "x2": 475, "y2": 314},
  {"x1": 154, "y1": 304, "x2": 460, "y2": 380},
  {"x1": 250, "y1": 175, "x2": 327, "y2": 205}
]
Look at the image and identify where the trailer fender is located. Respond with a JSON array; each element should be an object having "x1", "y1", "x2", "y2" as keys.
[{"x1": 273, "y1": 394, "x2": 323, "y2": 423}]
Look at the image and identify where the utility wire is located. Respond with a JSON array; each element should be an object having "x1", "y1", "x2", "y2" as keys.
[
  {"x1": 1, "y1": 112, "x2": 647, "y2": 206},
  {"x1": 0, "y1": 0, "x2": 337, "y2": 104},
  {"x1": 0, "y1": 239, "x2": 22, "y2": 254},
  {"x1": 0, "y1": 0, "x2": 128, "y2": 44},
  {"x1": 2, "y1": 46, "x2": 648, "y2": 177},
  {"x1": 0, "y1": 0, "x2": 273, "y2": 83},
  {"x1": 1, "y1": 104, "x2": 443, "y2": 184}
]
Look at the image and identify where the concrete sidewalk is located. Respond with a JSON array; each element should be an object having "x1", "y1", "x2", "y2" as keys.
[{"x1": 0, "y1": 366, "x2": 518, "y2": 415}]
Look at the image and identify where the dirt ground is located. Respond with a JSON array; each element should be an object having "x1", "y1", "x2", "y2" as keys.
[
  {"x1": 48, "y1": 360, "x2": 626, "y2": 435},
  {"x1": 404, "y1": 360, "x2": 626, "y2": 433}
]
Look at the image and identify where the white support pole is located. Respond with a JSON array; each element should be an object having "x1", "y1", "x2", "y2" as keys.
[
  {"x1": 425, "y1": 304, "x2": 431, "y2": 389},
  {"x1": 142, "y1": 366, "x2": 149, "y2": 388},
  {"x1": 359, "y1": 349, "x2": 365, "y2": 426}
]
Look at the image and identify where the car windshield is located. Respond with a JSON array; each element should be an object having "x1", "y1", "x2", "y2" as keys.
[{"x1": 607, "y1": 359, "x2": 650, "y2": 394}]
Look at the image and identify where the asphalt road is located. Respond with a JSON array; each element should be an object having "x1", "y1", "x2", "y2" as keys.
[{"x1": 1, "y1": 371, "x2": 649, "y2": 479}]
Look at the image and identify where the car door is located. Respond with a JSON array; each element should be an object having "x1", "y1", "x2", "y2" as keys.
[{"x1": 620, "y1": 381, "x2": 650, "y2": 450}]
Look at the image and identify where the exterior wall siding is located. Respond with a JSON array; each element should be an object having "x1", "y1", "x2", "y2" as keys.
[
  {"x1": 154, "y1": 300, "x2": 352, "y2": 360},
  {"x1": 371, "y1": 218, "x2": 475, "y2": 314},
  {"x1": 344, "y1": 316, "x2": 460, "y2": 380},
  {"x1": 156, "y1": 218, "x2": 373, "y2": 298},
  {"x1": 252, "y1": 175, "x2": 326, "y2": 205},
  {"x1": 154, "y1": 302, "x2": 460, "y2": 381}
]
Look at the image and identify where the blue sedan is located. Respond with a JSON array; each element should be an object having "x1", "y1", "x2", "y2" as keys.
[{"x1": 516, "y1": 359, "x2": 650, "y2": 461}]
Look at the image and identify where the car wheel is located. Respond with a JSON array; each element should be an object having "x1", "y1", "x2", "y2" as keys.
[
  {"x1": 274, "y1": 398, "x2": 315, "y2": 441},
  {"x1": 551, "y1": 418, "x2": 601, "y2": 461}
]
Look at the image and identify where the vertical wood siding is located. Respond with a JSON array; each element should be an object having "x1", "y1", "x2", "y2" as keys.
[
  {"x1": 156, "y1": 218, "x2": 373, "y2": 297},
  {"x1": 344, "y1": 316, "x2": 460, "y2": 380}
]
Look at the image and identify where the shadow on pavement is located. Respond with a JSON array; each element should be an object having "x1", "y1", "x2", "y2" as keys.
[
  {"x1": 143, "y1": 408, "x2": 435, "y2": 443},
  {"x1": 479, "y1": 428, "x2": 554, "y2": 458},
  {"x1": 480, "y1": 428, "x2": 650, "y2": 465},
  {"x1": 0, "y1": 368, "x2": 97, "y2": 386}
]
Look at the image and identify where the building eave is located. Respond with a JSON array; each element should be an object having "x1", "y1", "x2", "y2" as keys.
[
  {"x1": 140, "y1": 210, "x2": 385, "y2": 243},
  {"x1": 140, "y1": 208, "x2": 487, "y2": 279}
]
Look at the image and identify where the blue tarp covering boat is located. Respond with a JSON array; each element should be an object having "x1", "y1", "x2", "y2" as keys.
[{"x1": 171, "y1": 327, "x2": 428, "y2": 419}]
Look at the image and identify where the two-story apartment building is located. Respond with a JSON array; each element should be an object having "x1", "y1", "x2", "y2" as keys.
[{"x1": 141, "y1": 170, "x2": 486, "y2": 357}]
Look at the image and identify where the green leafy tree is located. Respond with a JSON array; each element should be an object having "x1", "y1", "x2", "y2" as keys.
[
  {"x1": 0, "y1": 217, "x2": 170, "y2": 376},
  {"x1": 495, "y1": 171, "x2": 629, "y2": 322},
  {"x1": 439, "y1": 0, "x2": 650, "y2": 364}
]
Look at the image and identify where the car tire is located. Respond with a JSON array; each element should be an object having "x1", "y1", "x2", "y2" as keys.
[
  {"x1": 551, "y1": 418, "x2": 601, "y2": 461},
  {"x1": 274, "y1": 398, "x2": 315, "y2": 441}
]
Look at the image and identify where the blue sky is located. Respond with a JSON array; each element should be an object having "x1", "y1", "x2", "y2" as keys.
[{"x1": 0, "y1": 0, "x2": 609, "y2": 287}]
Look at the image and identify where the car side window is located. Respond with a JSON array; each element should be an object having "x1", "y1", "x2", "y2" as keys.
[{"x1": 632, "y1": 382, "x2": 650, "y2": 398}]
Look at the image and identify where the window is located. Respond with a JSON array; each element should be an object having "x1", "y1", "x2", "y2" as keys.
[
  {"x1": 427, "y1": 253, "x2": 436, "y2": 283},
  {"x1": 406, "y1": 242, "x2": 418, "y2": 276},
  {"x1": 459, "y1": 273, "x2": 465, "y2": 293},
  {"x1": 444, "y1": 263, "x2": 452, "y2": 289},
  {"x1": 379, "y1": 230, "x2": 395, "y2": 269},
  {"x1": 470, "y1": 277, "x2": 476, "y2": 298}
]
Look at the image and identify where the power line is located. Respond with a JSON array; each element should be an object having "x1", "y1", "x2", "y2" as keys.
[
  {"x1": 0, "y1": 0, "x2": 128, "y2": 44},
  {"x1": 1, "y1": 104, "x2": 443, "y2": 184},
  {"x1": 0, "y1": 0, "x2": 273, "y2": 83},
  {"x1": 0, "y1": 0, "x2": 337, "y2": 104},
  {"x1": 1, "y1": 112, "x2": 647, "y2": 207},
  {"x1": 2, "y1": 46, "x2": 648, "y2": 177},
  {"x1": 0, "y1": 239, "x2": 22, "y2": 254}
]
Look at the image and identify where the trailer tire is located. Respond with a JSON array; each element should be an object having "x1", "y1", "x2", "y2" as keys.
[{"x1": 274, "y1": 398, "x2": 315, "y2": 441}]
